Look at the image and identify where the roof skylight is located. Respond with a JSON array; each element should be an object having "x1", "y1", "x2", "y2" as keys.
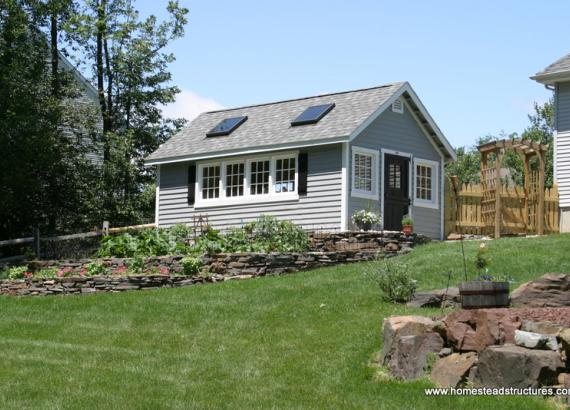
[
  {"x1": 291, "y1": 103, "x2": 335, "y2": 126},
  {"x1": 207, "y1": 116, "x2": 248, "y2": 137}
]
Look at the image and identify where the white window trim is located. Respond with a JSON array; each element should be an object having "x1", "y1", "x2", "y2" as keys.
[
  {"x1": 195, "y1": 151, "x2": 299, "y2": 208},
  {"x1": 351, "y1": 146, "x2": 379, "y2": 200},
  {"x1": 413, "y1": 157, "x2": 439, "y2": 209}
]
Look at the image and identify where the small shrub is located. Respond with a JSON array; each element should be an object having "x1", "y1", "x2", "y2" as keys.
[
  {"x1": 35, "y1": 268, "x2": 59, "y2": 279},
  {"x1": 181, "y1": 256, "x2": 202, "y2": 276},
  {"x1": 371, "y1": 259, "x2": 416, "y2": 303},
  {"x1": 7, "y1": 265, "x2": 30, "y2": 279},
  {"x1": 86, "y1": 261, "x2": 108, "y2": 277}
]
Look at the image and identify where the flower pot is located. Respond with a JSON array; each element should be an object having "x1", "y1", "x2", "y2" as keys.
[
  {"x1": 459, "y1": 281, "x2": 510, "y2": 309},
  {"x1": 358, "y1": 222, "x2": 372, "y2": 231},
  {"x1": 402, "y1": 225, "x2": 413, "y2": 235}
]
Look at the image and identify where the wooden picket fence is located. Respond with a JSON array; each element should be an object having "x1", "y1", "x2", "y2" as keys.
[{"x1": 444, "y1": 182, "x2": 559, "y2": 236}]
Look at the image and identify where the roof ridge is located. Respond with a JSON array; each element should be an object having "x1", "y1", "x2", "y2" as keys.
[{"x1": 205, "y1": 82, "x2": 405, "y2": 114}]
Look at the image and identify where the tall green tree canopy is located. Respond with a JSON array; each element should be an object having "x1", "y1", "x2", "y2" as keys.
[
  {"x1": 0, "y1": 0, "x2": 188, "y2": 240},
  {"x1": 446, "y1": 100, "x2": 554, "y2": 188}
]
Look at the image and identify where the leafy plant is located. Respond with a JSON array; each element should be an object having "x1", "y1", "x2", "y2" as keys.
[
  {"x1": 98, "y1": 225, "x2": 192, "y2": 258},
  {"x1": 35, "y1": 268, "x2": 59, "y2": 279},
  {"x1": 370, "y1": 259, "x2": 416, "y2": 303},
  {"x1": 181, "y1": 256, "x2": 203, "y2": 276},
  {"x1": 7, "y1": 265, "x2": 30, "y2": 280},
  {"x1": 128, "y1": 256, "x2": 146, "y2": 275},
  {"x1": 401, "y1": 215, "x2": 414, "y2": 226},
  {"x1": 86, "y1": 262, "x2": 108, "y2": 277},
  {"x1": 474, "y1": 242, "x2": 490, "y2": 278}
]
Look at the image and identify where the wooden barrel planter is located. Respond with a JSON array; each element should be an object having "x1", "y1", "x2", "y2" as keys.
[{"x1": 459, "y1": 281, "x2": 510, "y2": 309}]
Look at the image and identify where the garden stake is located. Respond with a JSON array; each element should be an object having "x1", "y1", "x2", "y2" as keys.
[
  {"x1": 442, "y1": 270, "x2": 452, "y2": 315},
  {"x1": 451, "y1": 176, "x2": 468, "y2": 282}
]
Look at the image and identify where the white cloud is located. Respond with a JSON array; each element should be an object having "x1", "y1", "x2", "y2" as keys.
[{"x1": 162, "y1": 89, "x2": 225, "y2": 121}]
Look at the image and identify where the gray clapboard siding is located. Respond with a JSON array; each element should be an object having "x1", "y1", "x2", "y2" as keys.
[
  {"x1": 556, "y1": 82, "x2": 570, "y2": 207},
  {"x1": 157, "y1": 145, "x2": 342, "y2": 230},
  {"x1": 557, "y1": 83, "x2": 570, "y2": 133},
  {"x1": 349, "y1": 103, "x2": 443, "y2": 239}
]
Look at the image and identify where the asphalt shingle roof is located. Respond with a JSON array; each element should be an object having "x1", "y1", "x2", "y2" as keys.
[
  {"x1": 533, "y1": 53, "x2": 570, "y2": 82},
  {"x1": 147, "y1": 82, "x2": 406, "y2": 163}
]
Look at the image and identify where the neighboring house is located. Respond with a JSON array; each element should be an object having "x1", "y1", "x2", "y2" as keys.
[
  {"x1": 57, "y1": 52, "x2": 103, "y2": 165},
  {"x1": 532, "y1": 53, "x2": 570, "y2": 232},
  {"x1": 146, "y1": 82, "x2": 456, "y2": 239}
]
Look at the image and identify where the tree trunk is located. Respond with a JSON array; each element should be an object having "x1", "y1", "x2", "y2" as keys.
[
  {"x1": 50, "y1": 14, "x2": 59, "y2": 97},
  {"x1": 96, "y1": 0, "x2": 110, "y2": 159}
]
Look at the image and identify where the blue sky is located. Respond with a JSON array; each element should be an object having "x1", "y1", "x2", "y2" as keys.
[{"x1": 140, "y1": 0, "x2": 569, "y2": 148}]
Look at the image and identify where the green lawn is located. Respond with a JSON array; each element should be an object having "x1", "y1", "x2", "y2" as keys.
[{"x1": 1, "y1": 235, "x2": 569, "y2": 409}]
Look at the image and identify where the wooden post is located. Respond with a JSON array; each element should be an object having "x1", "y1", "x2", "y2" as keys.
[
  {"x1": 33, "y1": 227, "x2": 41, "y2": 259},
  {"x1": 537, "y1": 151, "x2": 545, "y2": 235},
  {"x1": 494, "y1": 150, "x2": 503, "y2": 238},
  {"x1": 519, "y1": 153, "x2": 530, "y2": 233}
]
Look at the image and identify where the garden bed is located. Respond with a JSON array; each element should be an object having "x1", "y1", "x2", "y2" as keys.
[{"x1": 0, "y1": 250, "x2": 386, "y2": 296}]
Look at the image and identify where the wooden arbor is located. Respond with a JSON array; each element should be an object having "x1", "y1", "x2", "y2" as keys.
[{"x1": 478, "y1": 139, "x2": 549, "y2": 238}]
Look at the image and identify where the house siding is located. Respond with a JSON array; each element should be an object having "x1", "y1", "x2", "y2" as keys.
[
  {"x1": 556, "y1": 82, "x2": 570, "y2": 133},
  {"x1": 157, "y1": 145, "x2": 342, "y2": 230},
  {"x1": 349, "y1": 104, "x2": 443, "y2": 239}
]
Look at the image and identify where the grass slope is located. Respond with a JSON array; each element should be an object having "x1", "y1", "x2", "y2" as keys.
[{"x1": 1, "y1": 235, "x2": 568, "y2": 409}]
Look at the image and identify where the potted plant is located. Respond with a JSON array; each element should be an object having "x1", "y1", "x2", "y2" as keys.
[
  {"x1": 401, "y1": 215, "x2": 414, "y2": 235},
  {"x1": 352, "y1": 209, "x2": 381, "y2": 231},
  {"x1": 458, "y1": 242, "x2": 510, "y2": 309}
]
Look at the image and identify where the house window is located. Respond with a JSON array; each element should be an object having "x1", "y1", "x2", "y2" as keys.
[
  {"x1": 249, "y1": 159, "x2": 270, "y2": 195},
  {"x1": 351, "y1": 147, "x2": 379, "y2": 199},
  {"x1": 195, "y1": 152, "x2": 299, "y2": 206},
  {"x1": 413, "y1": 158, "x2": 439, "y2": 209},
  {"x1": 225, "y1": 163, "x2": 244, "y2": 197},
  {"x1": 275, "y1": 157, "x2": 296, "y2": 193},
  {"x1": 202, "y1": 165, "x2": 220, "y2": 199}
]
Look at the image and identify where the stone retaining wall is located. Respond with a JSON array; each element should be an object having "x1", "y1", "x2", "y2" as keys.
[
  {"x1": 0, "y1": 250, "x2": 382, "y2": 296},
  {"x1": 309, "y1": 230, "x2": 429, "y2": 252},
  {"x1": 1, "y1": 231, "x2": 429, "y2": 297}
]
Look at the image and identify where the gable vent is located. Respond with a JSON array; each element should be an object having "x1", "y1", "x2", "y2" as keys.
[{"x1": 392, "y1": 99, "x2": 404, "y2": 114}]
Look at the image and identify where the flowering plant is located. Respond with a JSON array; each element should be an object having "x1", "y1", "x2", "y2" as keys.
[{"x1": 352, "y1": 210, "x2": 381, "y2": 231}]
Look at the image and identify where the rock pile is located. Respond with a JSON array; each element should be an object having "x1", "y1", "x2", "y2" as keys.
[{"x1": 380, "y1": 307, "x2": 570, "y2": 392}]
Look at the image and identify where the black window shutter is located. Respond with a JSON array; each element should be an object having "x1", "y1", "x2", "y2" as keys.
[
  {"x1": 188, "y1": 164, "x2": 196, "y2": 205},
  {"x1": 298, "y1": 153, "x2": 308, "y2": 196}
]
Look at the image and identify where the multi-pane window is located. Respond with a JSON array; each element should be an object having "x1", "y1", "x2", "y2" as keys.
[
  {"x1": 354, "y1": 152, "x2": 373, "y2": 192},
  {"x1": 275, "y1": 157, "x2": 296, "y2": 193},
  {"x1": 202, "y1": 165, "x2": 220, "y2": 199},
  {"x1": 250, "y1": 160, "x2": 270, "y2": 195},
  {"x1": 388, "y1": 163, "x2": 401, "y2": 189},
  {"x1": 416, "y1": 164, "x2": 432, "y2": 201},
  {"x1": 225, "y1": 163, "x2": 244, "y2": 197}
]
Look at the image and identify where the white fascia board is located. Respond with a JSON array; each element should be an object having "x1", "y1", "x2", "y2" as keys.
[{"x1": 144, "y1": 137, "x2": 348, "y2": 166}]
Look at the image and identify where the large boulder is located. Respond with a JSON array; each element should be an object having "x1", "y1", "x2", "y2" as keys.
[
  {"x1": 387, "y1": 333, "x2": 444, "y2": 380},
  {"x1": 381, "y1": 316, "x2": 444, "y2": 380},
  {"x1": 473, "y1": 344, "x2": 565, "y2": 388},
  {"x1": 510, "y1": 273, "x2": 570, "y2": 308},
  {"x1": 443, "y1": 309, "x2": 521, "y2": 352},
  {"x1": 430, "y1": 352, "x2": 478, "y2": 387},
  {"x1": 381, "y1": 316, "x2": 437, "y2": 361}
]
